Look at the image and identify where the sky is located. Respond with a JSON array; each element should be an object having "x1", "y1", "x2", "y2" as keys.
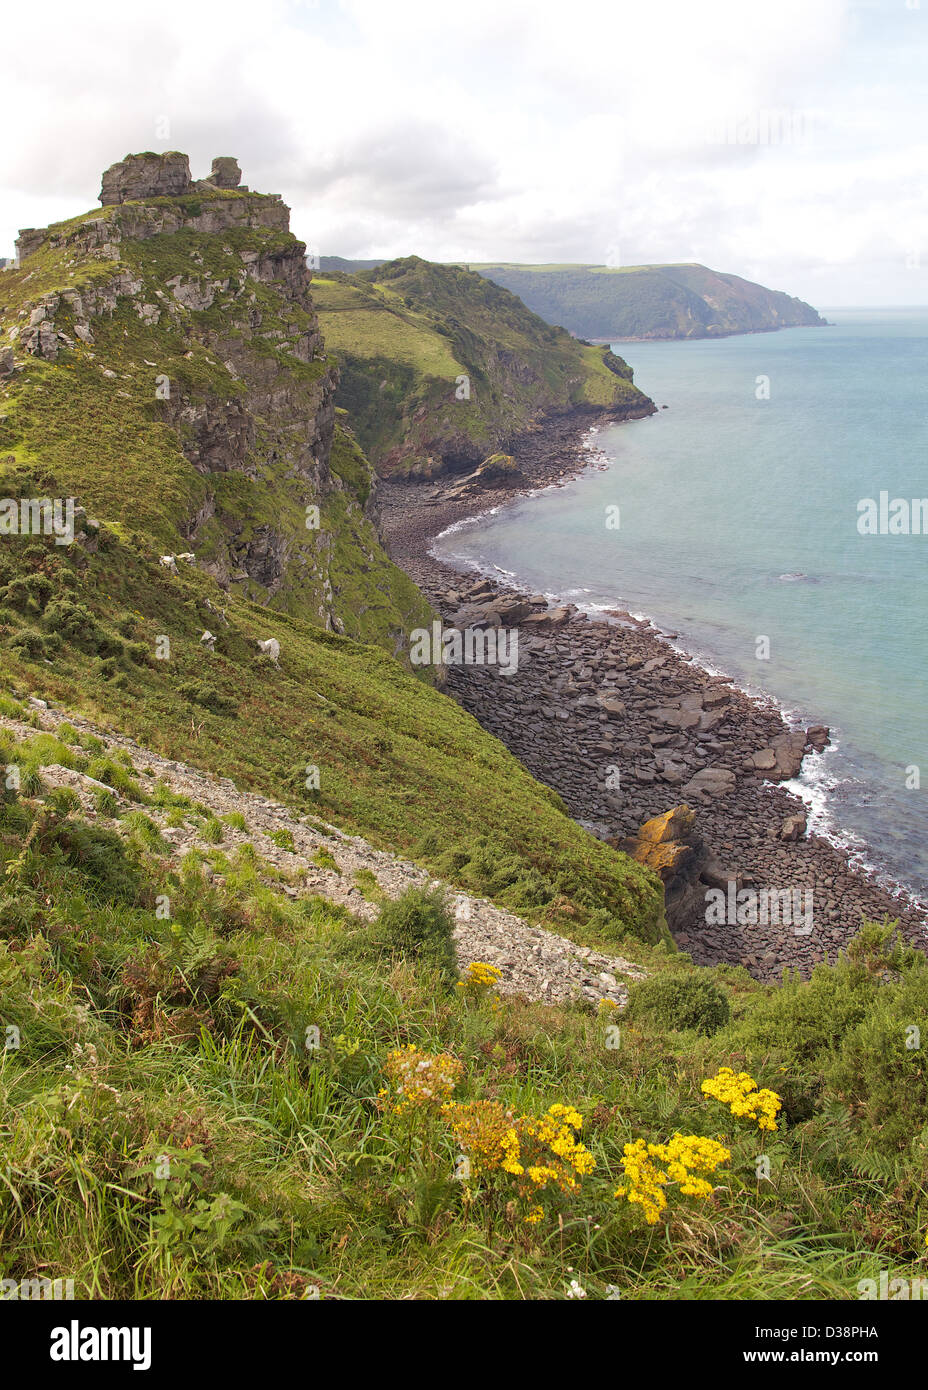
[{"x1": 2, "y1": 0, "x2": 926, "y2": 306}]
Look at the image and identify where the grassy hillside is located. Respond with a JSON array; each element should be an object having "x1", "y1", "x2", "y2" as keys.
[
  {"x1": 2, "y1": 754, "x2": 927, "y2": 1298},
  {"x1": 0, "y1": 171, "x2": 666, "y2": 950},
  {"x1": 312, "y1": 256, "x2": 654, "y2": 477},
  {"x1": 468, "y1": 262, "x2": 827, "y2": 341}
]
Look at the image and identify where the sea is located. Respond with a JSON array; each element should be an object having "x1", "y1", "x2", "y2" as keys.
[{"x1": 432, "y1": 308, "x2": 928, "y2": 904}]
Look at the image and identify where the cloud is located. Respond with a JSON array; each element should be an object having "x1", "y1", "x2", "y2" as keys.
[{"x1": 1, "y1": 0, "x2": 925, "y2": 303}]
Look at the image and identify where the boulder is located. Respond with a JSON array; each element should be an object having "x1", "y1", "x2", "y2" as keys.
[
  {"x1": 522, "y1": 608, "x2": 570, "y2": 630},
  {"x1": 487, "y1": 596, "x2": 534, "y2": 623},
  {"x1": 655, "y1": 706, "x2": 701, "y2": 731},
  {"x1": 598, "y1": 696, "x2": 627, "y2": 719},
  {"x1": 203, "y1": 156, "x2": 242, "y2": 190},
  {"x1": 611, "y1": 803, "x2": 707, "y2": 934},
  {"x1": 779, "y1": 812, "x2": 807, "y2": 842},
  {"x1": 701, "y1": 856, "x2": 743, "y2": 892},
  {"x1": 681, "y1": 767, "x2": 736, "y2": 798},
  {"x1": 751, "y1": 748, "x2": 778, "y2": 771},
  {"x1": 100, "y1": 152, "x2": 193, "y2": 206}
]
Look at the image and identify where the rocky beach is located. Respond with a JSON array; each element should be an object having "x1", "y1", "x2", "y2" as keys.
[{"x1": 379, "y1": 410, "x2": 928, "y2": 980}]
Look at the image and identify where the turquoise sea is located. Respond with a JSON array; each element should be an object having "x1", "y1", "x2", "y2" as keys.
[{"x1": 433, "y1": 309, "x2": 928, "y2": 901}]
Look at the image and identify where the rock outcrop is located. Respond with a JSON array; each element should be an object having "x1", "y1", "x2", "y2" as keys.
[
  {"x1": 612, "y1": 805, "x2": 708, "y2": 934},
  {"x1": 98, "y1": 152, "x2": 246, "y2": 206},
  {"x1": 5, "y1": 153, "x2": 421, "y2": 643},
  {"x1": 100, "y1": 151, "x2": 194, "y2": 205}
]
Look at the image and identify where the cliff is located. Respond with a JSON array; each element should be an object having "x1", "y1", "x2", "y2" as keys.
[
  {"x1": 312, "y1": 256, "x2": 654, "y2": 478},
  {"x1": 0, "y1": 151, "x2": 665, "y2": 950},
  {"x1": 466, "y1": 262, "x2": 828, "y2": 341},
  {"x1": 3, "y1": 152, "x2": 428, "y2": 646}
]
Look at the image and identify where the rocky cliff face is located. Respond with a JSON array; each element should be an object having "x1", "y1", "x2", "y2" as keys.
[
  {"x1": 2, "y1": 154, "x2": 428, "y2": 645},
  {"x1": 312, "y1": 256, "x2": 655, "y2": 478}
]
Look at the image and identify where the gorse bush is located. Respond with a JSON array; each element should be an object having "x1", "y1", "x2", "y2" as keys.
[
  {"x1": 625, "y1": 972, "x2": 731, "y2": 1036},
  {"x1": 176, "y1": 682, "x2": 238, "y2": 717},
  {"x1": 375, "y1": 885, "x2": 457, "y2": 982}
]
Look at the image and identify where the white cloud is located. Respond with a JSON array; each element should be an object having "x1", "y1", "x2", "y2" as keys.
[{"x1": 2, "y1": 0, "x2": 925, "y2": 303}]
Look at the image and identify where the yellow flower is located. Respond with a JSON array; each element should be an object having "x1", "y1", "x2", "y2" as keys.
[
  {"x1": 378, "y1": 1045, "x2": 463, "y2": 1115},
  {"x1": 616, "y1": 1133, "x2": 730, "y2": 1225},
  {"x1": 457, "y1": 961, "x2": 503, "y2": 991},
  {"x1": 701, "y1": 1067, "x2": 782, "y2": 1132}
]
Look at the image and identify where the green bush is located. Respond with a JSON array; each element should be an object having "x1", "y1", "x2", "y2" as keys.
[
  {"x1": 625, "y1": 972, "x2": 730, "y2": 1036},
  {"x1": 85, "y1": 756, "x2": 143, "y2": 801},
  {"x1": 7, "y1": 628, "x2": 60, "y2": 660},
  {"x1": 93, "y1": 787, "x2": 119, "y2": 817},
  {"x1": 46, "y1": 786, "x2": 82, "y2": 816},
  {"x1": 201, "y1": 817, "x2": 223, "y2": 844},
  {"x1": 825, "y1": 973, "x2": 928, "y2": 1152},
  {"x1": 375, "y1": 886, "x2": 457, "y2": 983},
  {"x1": 177, "y1": 682, "x2": 238, "y2": 717},
  {"x1": 0, "y1": 573, "x2": 54, "y2": 612}
]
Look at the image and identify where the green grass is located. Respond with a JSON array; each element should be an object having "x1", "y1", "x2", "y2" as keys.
[
  {"x1": 0, "y1": 521, "x2": 665, "y2": 946},
  {"x1": 1, "y1": 776, "x2": 926, "y2": 1300},
  {"x1": 312, "y1": 258, "x2": 652, "y2": 474}
]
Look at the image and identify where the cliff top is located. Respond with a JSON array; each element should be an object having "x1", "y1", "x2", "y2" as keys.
[{"x1": 99, "y1": 151, "x2": 245, "y2": 205}]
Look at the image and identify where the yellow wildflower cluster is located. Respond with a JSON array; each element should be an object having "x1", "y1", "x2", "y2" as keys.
[
  {"x1": 378, "y1": 1045, "x2": 464, "y2": 1115},
  {"x1": 520, "y1": 1105, "x2": 597, "y2": 1193},
  {"x1": 444, "y1": 1099, "x2": 595, "y2": 1218},
  {"x1": 616, "y1": 1133, "x2": 731, "y2": 1225},
  {"x1": 701, "y1": 1067, "x2": 782, "y2": 1132},
  {"x1": 456, "y1": 961, "x2": 503, "y2": 992},
  {"x1": 443, "y1": 1099, "x2": 524, "y2": 1177}
]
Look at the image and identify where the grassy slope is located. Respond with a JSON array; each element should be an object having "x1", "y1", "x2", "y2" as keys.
[
  {"x1": 2, "y1": 747, "x2": 926, "y2": 1300},
  {"x1": 312, "y1": 257, "x2": 652, "y2": 476},
  {"x1": 0, "y1": 198, "x2": 666, "y2": 949},
  {"x1": 468, "y1": 263, "x2": 827, "y2": 340}
]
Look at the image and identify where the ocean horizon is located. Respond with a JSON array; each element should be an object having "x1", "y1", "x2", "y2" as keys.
[{"x1": 433, "y1": 307, "x2": 928, "y2": 905}]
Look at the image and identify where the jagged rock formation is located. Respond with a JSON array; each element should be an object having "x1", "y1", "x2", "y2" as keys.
[
  {"x1": 614, "y1": 805, "x2": 708, "y2": 934},
  {"x1": 98, "y1": 152, "x2": 246, "y2": 206},
  {"x1": 100, "y1": 151, "x2": 195, "y2": 205},
  {"x1": 4, "y1": 152, "x2": 429, "y2": 645}
]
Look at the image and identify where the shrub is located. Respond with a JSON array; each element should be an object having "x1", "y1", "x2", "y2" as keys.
[
  {"x1": 376, "y1": 886, "x2": 457, "y2": 983},
  {"x1": 85, "y1": 756, "x2": 143, "y2": 801},
  {"x1": 825, "y1": 970, "x2": 928, "y2": 1152},
  {"x1": 93, "y1": 787, "x2": 119, "y2": 817},
  {"x1": 44, "y1": 598, "x2": 117, "y2": 654},
  {"x1": 0, "y1": 573, "x2": 54, "y2": 612},
  {"x1": 177, "y1": 682, "x2": 238, "y2": 717},
  {"x1": 7, "y1": 628, "x2": 60, "y2": 660},
  {"x1": 121, "y1": 811, "x2": 168, "y2": 853},
  {"x1": 625, "y1": 972, "x2": 730, "y2": 1036}
]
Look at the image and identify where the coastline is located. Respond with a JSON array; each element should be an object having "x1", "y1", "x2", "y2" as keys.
[{"x1": 379, "y1": 408, "x2": 928, "y2": 980}]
